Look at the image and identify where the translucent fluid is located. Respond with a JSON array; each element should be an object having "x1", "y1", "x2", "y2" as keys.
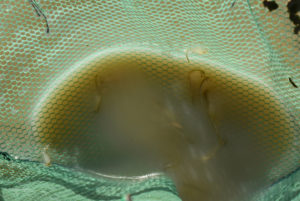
[{"x1": 34, "y1": 50, "x2": 291, "y2": 201}]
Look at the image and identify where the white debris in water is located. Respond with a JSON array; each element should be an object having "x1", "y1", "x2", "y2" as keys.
[{"x1": 42, "y1": 144, "x2": 51, "y2": 166}]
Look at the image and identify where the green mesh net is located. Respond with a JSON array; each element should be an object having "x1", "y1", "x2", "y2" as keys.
[
  {"x1": 0, "y1": 153, "x2": 179, "y2": 201},
  {"x1": 0, "y1": 0, "x2": 299, "y2": 201}
]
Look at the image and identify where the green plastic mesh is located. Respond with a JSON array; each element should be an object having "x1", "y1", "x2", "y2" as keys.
[
  {"x1": 0, "y1": 153, "x2": 179, "y2": 201},
  {"x1": 0, "y1": 0, "x2": 299, "y2": 201}
]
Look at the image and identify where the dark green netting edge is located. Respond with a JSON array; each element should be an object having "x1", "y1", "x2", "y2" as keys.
[
  {"x1": 248, "y1": 166, "x2": 300, "y2": 201},
  {"x1": 0, "y1": 152, "x2": 179, "y2": 201}
]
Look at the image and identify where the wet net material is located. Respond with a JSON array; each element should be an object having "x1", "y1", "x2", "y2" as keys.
[
  {"x1": 0, "y1": 0, "x2": 299, "y2": 201},
  {"x1": 0, "y1": 153, "x2": 179, "y2": 201}
]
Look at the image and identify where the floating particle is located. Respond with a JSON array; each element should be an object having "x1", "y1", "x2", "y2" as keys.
[
  {"x1": 263, "y1": 0, "x2": 279, "y2": 12},
  {"x1": 289, "y1": 77, "x2": 298, "y2": 88},
  {"x1": 43, "y1": 144, "x2": 51, "y2": 166}
]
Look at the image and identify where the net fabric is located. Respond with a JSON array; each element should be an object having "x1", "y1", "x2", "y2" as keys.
[
  {"x1": 0, "y1": 153, "x2": 179, "y2": 201},
  {"x1": 247, "y1": 167, "x2": 300, "y2": 201},
  {"x1": 0, "y1": 0, "x2": 299, "y2": 201}
]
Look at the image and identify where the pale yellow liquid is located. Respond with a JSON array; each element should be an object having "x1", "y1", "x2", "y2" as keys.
[{"x1": 35, "y1": 51, "x2": 291, "y2": 201}]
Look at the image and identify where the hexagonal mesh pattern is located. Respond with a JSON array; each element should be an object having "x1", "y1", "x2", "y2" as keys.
[{"x1": 0, "y1": 0, "x2": 299, "y2": 201}]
